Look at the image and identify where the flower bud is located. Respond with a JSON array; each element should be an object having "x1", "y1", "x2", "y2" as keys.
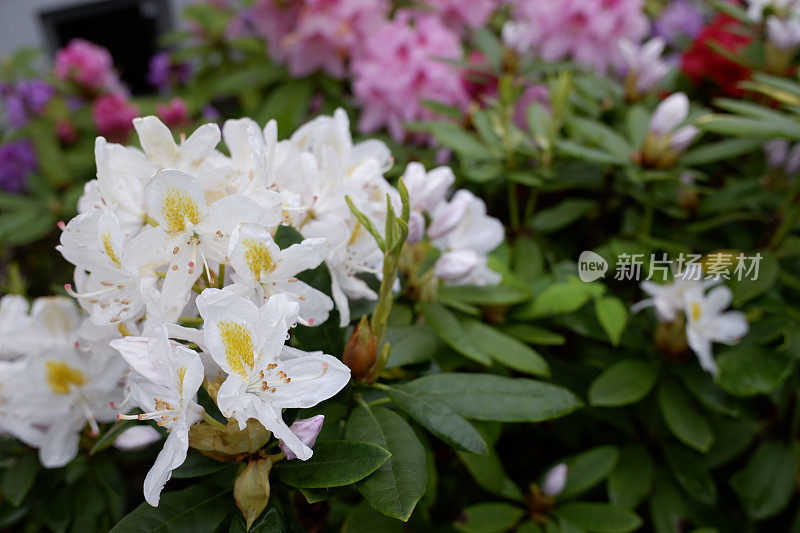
[
  {"x1": 113, "y1": 425, "x2": 161, "y2": 450},
  {"x1": 434, "y1": 250, "x2": 480, "y2": 282},
  {"x1": 542, "y1": 463, "x2": 568, "y2": 497},
  {"x1": 649, "y1": 93, "x2": 689, "y2": 136},
  {"x1": 280, "y1": 415, "x2": 325, "y2": 460},
  {"x1": 342, "y1": 316, "x2": 378, "y2": 382},
  {"x1": 427, "y1": 197, "x2": 468, "y2": 240},
  {"x1": 669, "y1": 125, "x2": 698, "y2": 152},
  {"x1": 407, "y1": 211, "x2": 426, "y2": 244}
]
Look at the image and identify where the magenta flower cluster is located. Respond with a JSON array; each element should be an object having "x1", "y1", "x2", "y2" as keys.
[
  {"x1": 247, "y1": 0, "x2": 503, "y2": 141},
  {"x1": 503, "y1": 0, "x2": 650, "y2": 73}
]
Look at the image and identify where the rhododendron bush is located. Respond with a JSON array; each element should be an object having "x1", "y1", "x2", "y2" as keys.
[{"x1": 1, "y1": 0, "x2": 800, "y2": 531}]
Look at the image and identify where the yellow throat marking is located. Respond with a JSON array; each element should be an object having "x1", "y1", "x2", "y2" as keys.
[
  {"x1": 161, "y1": 188, "x2": 201, "y2": 234},
  {"x1": 102, "y1": 232, "x2": 121, "y2": 267},
  {"x1": 243, "y1": 239, "x2": 275, "y2": 281},
  {"x1": 45, "y1": 360, "x2": 87, "y2": 394},
  {"x1": 690, "y1": 302, "x2": 702, "y2": 322},
  {"x1": 218, "y1": 321, "x2": 256, "y2": 379}
]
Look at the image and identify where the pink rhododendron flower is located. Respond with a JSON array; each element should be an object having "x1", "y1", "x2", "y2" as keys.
[
  {"x1": 91, "y1": 93, "x2": 139, "y2": 143},
  {"x1": 251, "y1": 0, "x2": 388, "y2": 78},
  {"x1": 503, "y1": 0, "x2": 649, "y2": 73},
  {"x1": 423, "y1": 0, "x2": 504, "y2": 32},
  {"x1": 55, "y1": 39, "x2": 122, "y2": 93},
  {"x1": 352, "y1": 11, "x2": 470, "y2": 142},
  {"x1": 156, "y1": 97, "x2": 190, "y2": 130}
]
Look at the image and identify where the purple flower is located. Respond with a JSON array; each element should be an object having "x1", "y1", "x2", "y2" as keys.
[
  {"x1": 1, "y1": 80, "x2": 54, "y2": 128},
  {"x1": 147, "y1": 52, "x2": 192, "y2": 92},
  {"x1": 653, "y1": 0, "x2": 706, "y2": 47},
  {"x1": 0, "y1": 140, "x2": 37, "y2": 193},
  {"x1": 279, "y1": 415, "x2": 325, "y2": 460}
]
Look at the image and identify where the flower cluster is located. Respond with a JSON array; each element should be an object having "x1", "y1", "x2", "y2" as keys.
[
  {"x1": 245, "y1": 0, "x2": 504, "y2": 141},
  {"x1": 502, "y1": 0, "x2": 649, "y2": 73},
  {"x1": 0, "y1": 108, "x2": 503, "y2": 506}
]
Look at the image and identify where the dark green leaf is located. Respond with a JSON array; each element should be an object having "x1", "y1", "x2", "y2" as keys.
[
  {"x1": 607, "y1": 446, "x2": 653, "y2": 509},
  {"x1": 346, "y1": 406, "x2": 427, "y2": 521},
  {"x1": 109, "y1": 484, "x2": 230, "y2": 533},
  {"x1": 461, "y1": 319, "x2": 550, "y2": 377},
  {"x1": 418, "y1": 302, "x2": 492, "y2": 365},
  {"x1": 454, "y1": 502, "x2": 525, "y2": 533},
  {"x1": 406, "y1": 373, "x2": 582, "y2": 423},
  {"x1": 385, "y1": 384, "x2": 488, "y2": 454},
  {"x1": 730, "y1": 441, "x2": 796, "y2": 520},
  {"x1": 716, "y1": 345, "x2": 794, "y2": 397},
  {"x1": 276, "y1": 440, "x2": 390, "y2": 488},
  {"x1": 561, "y1": 446, "x2": 620, "y2": 498},
  {"x1": 555, "y1": 503, "x2": 642, "y2": 533},
  {"x1": 1, "y1": 454, "x2": 38, "y2": 506},
  {"x1": 658, "y1": 379, "x2": 714, "y2": 453},
  {"x1": 588, "y1": 360, "x2": 657, "y2": 407}
]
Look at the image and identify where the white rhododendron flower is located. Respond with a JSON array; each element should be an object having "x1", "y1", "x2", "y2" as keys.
[
  {"x1": 684, "y1": 286, "x2": 749, "y2": 375},
  {"x1": 0, "y1": 108, "x2": 505, "y2": 508},
  {"x1": 111, "y1": 327, "x2": 205, "y2": 505},
  {"x1": 199, "y1": 291, "x2": 350, "y2": 460}
]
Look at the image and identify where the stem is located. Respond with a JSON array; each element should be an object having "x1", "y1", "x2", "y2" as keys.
[
  {"x1": 179, "y1": 316, "x2": 204, "y2": 326},
  {"x1": 368, "y1": 397, "x2": 392, "y2": 407},
  {"x1": 371, "y1": 382, "x2": 390, "y2": 391},
  {"x1": 507, "y1": 182, "x2": 520, "y2": 230},
  {"x1": 203, "y1": 412, "x2": 227, "y2": 430},
  {"x1": 369, "y1": 254, "x2": 400, "y2": 346},
  {"x1": 216, "y1": 263, "x2": 225, "y2": 289}
]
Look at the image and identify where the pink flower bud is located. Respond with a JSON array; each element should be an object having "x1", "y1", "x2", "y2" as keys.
[
  {"x1": 114, "y1": 425, "x2": 161, "y2": 450},
  {"x1": 427, "y1": 197, "x2": 468, "y2": 240},
  {"x1": 649, "y1": 92, "x2": 689, "y2": 135},
  {"x1": 543, "y1": 463, "x2": 568, "y2": 496},
  {"x1": 434, "y1": 249, "x2": 480, "y2": 282},
  {"x1": 280, "y1": 415, "x2": 324, "y2": 460}
]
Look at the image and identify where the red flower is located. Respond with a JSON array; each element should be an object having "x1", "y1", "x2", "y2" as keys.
[{"x1": 681, "y1": 14, "x2": 752, "y2": 97}]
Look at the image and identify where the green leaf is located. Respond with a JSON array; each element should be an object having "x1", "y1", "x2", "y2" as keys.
[
  {"x1": 276, "y1": 440, "x2": 391, "y2": 488},
  {"x1": 716, "y1": 345, "x2": 794, "y2": 397},
  {"x1": 406, "y1": 373, "x2": 582, "y2": 423},
  {"x1": 454, "y1": 502, "x2": 525, "y2": 533},
  {"x1": 429, "y1": 123, "x2": 495, "y2": 160},
  {"x1": 594, "y1": 297, "x2": 628, "y2": 346},
  {"x1": 588, "y1": 360, "x2": 657, "y2": 407},
  {"x1": 561, "y1": 446, "x2": 620, "y2": 498},
  {"x1": 681, "y1": 138, "x2": 763, "y2": 165},
  {"x1": 569, "y1": 117, "x2": 635, "y2": 161},
  {"x1": 697, "y1": 114, "x2": 800, "y2": 139},
  {"x1": 473, "y1": 29, "x2": 504, "y2": 70},
  {"x1": 1, "y1": 454, "x2": 38, "y2": 506},
  {"x1": 607, "y1": 446, "x2": 653, "y2": 509},
  {"x1": 555, "y1": 139, "x2": 627, "y2": 165},
  {"x1": 346, "y1": 406, "x2": 427, "y2": 521},
  {"x1": 109, "y1": 485, "x2": 230, "y2": 533},
  {"x1": 254, "y1": 79, "x2": 313, "y2": 133},
  {"x1": 501, "y1": 324, "x2": 566, "y2": 346},
  {"x1": 512, "y1": 237, "x2": 546, "y2": 284},
  {"x1": 461, "y1": 319, "x2": 550, "y2": 377},
  {"x1": 531, "y1": 199, "x2": 595, "y2": 233},
  {"x1": 383, "y1": 324, "x2": 439, "y2": 368},
  {"x1": 384, "y1": 384, "x2": 488, "y2": 454},
  {"x1": 514, "y1": 279, "x2": 603, "y2": 319},
  {"x1": 342, "y1": 502, "x2": 405, "y2": 533},
  {"x1": 555, "y1": 503, "x2": 642, "y2": 533},
  {"x1": 438, "y1": 285, "x2": 532, "y2": 306},
  {"x1": 658, "y1": 380, "x2": 714, "y2": 453},
  {"x1": 730, "y1": 441, "x2": 796, "y2": 520},
  {"x1": 172, "y1": 453, "x2": 231, "y2": 479},
  {"x1": 662, "y1": 445, "x2": 717, "y2": 505},
  {"x1": 729, "y1": 251, "x2": 778, "y2": 306},
  {"x1": 457, "y1": 449, "x2": 525, "y2": 502},
  {"x1": 418, "y1": 302, "x2": 492, "y2": 365}
]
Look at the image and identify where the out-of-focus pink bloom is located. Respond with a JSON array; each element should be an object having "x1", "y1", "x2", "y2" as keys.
[
  {"x1": 55, "y1": 39, "x2": 122, "y2": 93},
  {"x1": 502, "y1": 0, "x2": 649, "y2": 73},
  {"x1": 56, "y1": 120, "x2": 77, "y2": 145},
  {"x1": 114, "y1": 425, "x2": 162, "y2": 450},
  {"x1": 462, "y1": 51, "x2": 498, "y2": 103},
  {"x1": 423, "y1": 0, "x2": 503, "y2": 32},
  {"x1": 91, "y1": 93, "x2": 139, "y2": 143},
  {"x1": 279, "y1": 415, "x2": 325, "y2": 460},
  {"x1": 156, "y1": 97, "x2": 190, "y2": 130},
  {"x1": 252, "y1": 0, "x2": 388, "y2": 78},
  {"x1": 352, "y1": 11, "x2": 470, "y2": 142}
]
